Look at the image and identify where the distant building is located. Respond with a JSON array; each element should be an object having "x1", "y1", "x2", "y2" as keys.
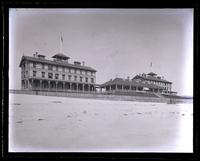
[
  {"x1": 101, "y1": 72, "x2": 177, "y2": 95},
  {"x1": 19, "y1": 52, "x2": 97, "y2": 92}
]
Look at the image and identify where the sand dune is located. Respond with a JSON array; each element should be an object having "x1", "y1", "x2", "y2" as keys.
[{"x1": 9, "y1": 94, "x2": 193, "y2": 152}]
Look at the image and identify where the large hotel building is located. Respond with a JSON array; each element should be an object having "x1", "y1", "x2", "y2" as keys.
[
  {"x1": 19, "y1": 52, "x2": 177, "y2": 95},
  {"x1": 19, "y1": 52, "x2": 97, "y2": 92}
]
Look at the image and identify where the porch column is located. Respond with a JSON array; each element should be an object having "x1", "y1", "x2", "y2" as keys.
[
  {"x1": 56, "y1": 82, "x2": 58, "y2": 92},
  {"x1": 48, "y1": 81, "x2": 50, "y2": 91},
  {"x1": 69, "y1": 83, "x2": 72, "y2": 90},
  {"x1": 76, "y1": 83, "x2": 78, "y2": 92},
  {"x1": 29, "y1": 79, "x2": 32, "y2": 90},
  {"x1": 63, "y1": 82, "x2": 65, "y2": 91},
  {"x1": 40, "y1": 80, "x2": 42, "y2": 91}
]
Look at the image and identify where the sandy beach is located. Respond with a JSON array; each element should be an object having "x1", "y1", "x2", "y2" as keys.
[{"x1": 9, "y1": 93, "x2": 193, "y2": 152}]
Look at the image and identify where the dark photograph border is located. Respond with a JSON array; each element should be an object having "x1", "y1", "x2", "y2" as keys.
[{"x1": 2, "y1": 0, "x2": 199, "y2": 160}]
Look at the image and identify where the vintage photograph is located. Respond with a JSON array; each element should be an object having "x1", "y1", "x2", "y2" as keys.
[{"x1": 9, "y1": 9, "x2": 193, "y2": 152}]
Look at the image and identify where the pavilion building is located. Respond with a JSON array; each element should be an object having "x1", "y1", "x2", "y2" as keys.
[
  {"x1": 19, "y1": 52, "x2": 97, "y2": 92},
  {"x1": 100, "y1": 72, "x2": 177, "y2": 95}
]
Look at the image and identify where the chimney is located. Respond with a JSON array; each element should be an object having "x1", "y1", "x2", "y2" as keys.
[
  {"x1": 82, "y1": 61, "x2": 85, "y2": 66},
  {"x1": 74, "y1": 61, "x2": 81, "y2": 66},
  {"x1": 34, "y1": 52, "x2": 38, "y2": 57}
]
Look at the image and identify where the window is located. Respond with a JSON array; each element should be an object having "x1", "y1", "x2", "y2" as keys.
[
  {"x1": 80, "y1": 76, "x2": 82, "y2": 82},
  {"x1": 85, "y1": 71, "x2": 88, "y2": 75},
  {"x1": 42, "y1": 72, "x2": 45, "y2": 78},
  {"x1": 74, "y1": 76, "x2": 77, "y2": 81},
  {"x1": 55, "y1": 74, "x2": 59, "y2": 79},
  {"x1": 80, "y1": 70, "x2": 82, "y2": 74},
  {"x1": 68, "y1": 75, "x2": 71, "y2": 81},
  {"x1": 85, "y1": 77, "x2": 88, "y2": 83},
  {"x1": 91, "y1": 78, "x2": 94, "y2": 83},
  {"x1": 33, "y1": 71, "x2": 36, "y2": 77},
  {"x1": 33, "y1": 62, "x2": 36, "y2": 68},
  {"x1": 42, "y1": 64, "x2": 45, "y2": 69},
  {"x1": 71, "y1": 69, "x2": 74, "y2": 73},
  {"x1": 48, "y1": 73, "x2": 53, "y2": 79},
  {"x1": 65, "y1": 68, "x2": 69, "y2": 72},
  {"x1": 74, "y1": 69, "x2": 77, "y2": 74},
  {"x1": 62, "y1": 74, "x2": 65, "y2": 80},
  {"x1": 69, "y1": 68, "x2": 71, "y2": 73},
  {"x1": 48, "y1": 65, "x2": 53, "y2": 70},
  {"x1": 62, "y1": 67, "x2": 65, "y2": 72},
  {"x1": 56, "y1": 66, "x2": 58, "y2": 71}
]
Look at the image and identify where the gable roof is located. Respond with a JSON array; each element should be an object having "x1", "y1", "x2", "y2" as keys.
[{"x1": 19, "y1": 56, "x2": 97, "y2": 72}]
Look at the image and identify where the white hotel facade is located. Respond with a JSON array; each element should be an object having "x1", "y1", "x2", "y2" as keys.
[{"x1": 19, "y1": 52, "x2": 97, "y2": 92}]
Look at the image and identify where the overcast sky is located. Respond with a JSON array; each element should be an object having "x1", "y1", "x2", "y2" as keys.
[{"x1": 9, "y1": 9, "x2": 193, "y2": 96}]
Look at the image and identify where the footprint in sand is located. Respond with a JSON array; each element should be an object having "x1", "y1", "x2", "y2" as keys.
[
  {"x1": 52, "y1": 101, "x2": 62, "y2": 103},
  {"x1": 123, "y1": 113, "x2": 128, "y2": 116},
  {"x1": 37, "y1": 118, "x2": 45, "y2": 121},
  {"x1": 13, "y1": 103, "x2": 21, "y2": 105},
  {"x1": 16, "y1": 121, "x2": 23, "y2": 123},
  {"x1": 67, "y1": 115, "x2": 72, "y2": 118},
  {"x1": 82, "y1": 110, "x2": 87, "y2": 114},
  {"x1": 137, "y1": 112, "x2": 142, "y2": 115}
]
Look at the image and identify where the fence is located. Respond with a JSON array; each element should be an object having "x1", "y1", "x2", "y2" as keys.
[{"x1": 9, "y1": 89, "x2": 192, "y2": 104}]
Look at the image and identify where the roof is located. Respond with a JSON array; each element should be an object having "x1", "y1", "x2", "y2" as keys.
[
  {"x1": 147, "y1": 72, "x2": 157, "y2": 76},
  {"x1": 133, "y1": 75, "x2": 172, "y2": 84},
  {"x1": 38, "y1": 54, "x2": 45, "y2": 57},
  {"x1": 101, "y1": 77, "x2": 165, "y2": 89},
  {"x1": 19, "y1": 56, "x2": 97, "y2": 72},
  {"x1": 52, "y1": 53, "x2": 70, "y2": 59}
]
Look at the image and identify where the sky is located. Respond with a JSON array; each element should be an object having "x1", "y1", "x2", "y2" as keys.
[{"x1": 9, "y1": 9, "x2": 193, "y2": 96}]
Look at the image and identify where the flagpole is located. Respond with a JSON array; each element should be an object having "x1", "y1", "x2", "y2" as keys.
[
  {"x1": 60, "y1": 32, "x2": 63, "y2": 53},
  {"x1": 150, "y1": 62, "x2": 152, "y2": 72}
]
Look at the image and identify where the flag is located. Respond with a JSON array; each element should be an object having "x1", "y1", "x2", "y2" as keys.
[{"x1": 61, "y1": 35, "x2": 63, "y2": 43}]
